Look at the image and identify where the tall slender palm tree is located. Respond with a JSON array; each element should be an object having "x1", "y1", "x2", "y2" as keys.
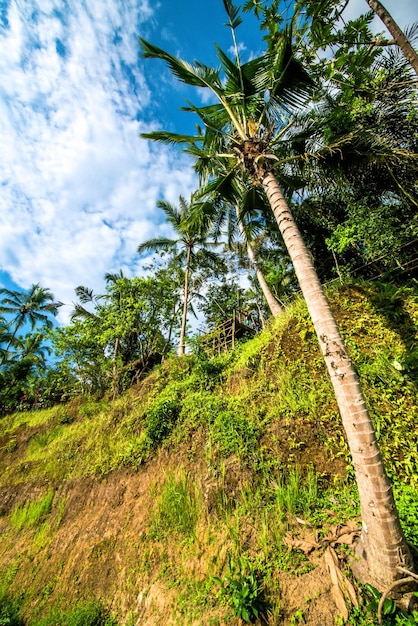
[
  {"x1": 199, "y1": 182, "x2": 284, "y2": 317},
  {"x1": 235, "y1": 206, "x2": 283, "y2": 317},
  {"x1": 365, "y1": 0, "x2": 418, "y2": 76},
  {"x1": 0, "y1": 283, "x2": 62, "y2": 366},
  {"x1": 139, "y1": 0, "x2": 415, "y2": 588},
  {"x1": 18, "y1": 332, "x2": 52, "y2": 367},
  {"x1": 138, "y1": 196, "x2": 220, "y2": 356}
]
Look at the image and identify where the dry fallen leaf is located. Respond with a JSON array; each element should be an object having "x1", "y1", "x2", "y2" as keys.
[
  {"x1": 324, "y1": 546, "x2": 358, "y2": 622},
  {"x1": 283, "y1": 533, "x2": 320, "y2": 554},
  {"x1": 334, "y1": 532, "x2": 358, "y2": 546},
  {"x1": 325, "y1": 548, "x2": 349, "y2": 621}
]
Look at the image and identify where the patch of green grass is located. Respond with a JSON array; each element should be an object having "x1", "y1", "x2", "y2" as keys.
[
  {"x1": 78, "y1": 397, "x2": 110, "y2": 419},
  {"x1": 149, "y1": 470, "x2": 200, "y2": 540},
  {"x1": 274, "y1": 466, "x2": 319, "y2": 520},
  {"x1": 33, "y1": 600, "x2": 118, "y2": 626},
  {"x1": 10, "y1": 490, "x2": 54, "y2": 531},
  {"x1": 177, "y1": 391, "x2": 226, "y2": 431},
  {"x1": 1, "y1": 407, "x2": 56, "y2": 435}
]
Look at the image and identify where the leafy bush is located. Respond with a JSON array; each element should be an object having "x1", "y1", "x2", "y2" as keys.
[
  {"x1": 0, "y1": 594, "x2": 24, "y2": 626},
  {"x1": 394, "y1": 484, "x2": 418, "y2": 547},
  {"x1": 145, "y1": 398, "x2": 180, "y2": 446},
  {"x1": 190, "y1": 345, "x2": 232, "y2": 390},
  {"x1": 210, "y1": 410, "x2": 259, "y2": 458},
  {"x1": 347, "y1": 586, "x2": 418, "y2": 625},
  {"x1": 214, "y1": 555, "x2": 268, "y2": 623}
]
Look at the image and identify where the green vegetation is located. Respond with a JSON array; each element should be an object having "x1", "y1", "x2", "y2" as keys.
[
  {"x1": 149, "y1": 471, "x2": 200, "y2": 539},
  {"x1": 0, "y1": 281, "x2": 417, "y2": 624},
  {"x1": 33, "y1": 601, "x2": 118, "y2": 626},
  {"x1": 0, "y1": 597, "x2": 118, "y2": 626},
  {"x1": 0, "y1": 0, "x2": 417, "y2": 621},
  {"x1": 10, "y1": 490, "x2": 54, "y2": 531},
  {"x1": 214, "y1": 555, "x2": 269, "y2": 623},
  {"x1": 0, "y1": 594, "x2": 25, "y2": 626}
]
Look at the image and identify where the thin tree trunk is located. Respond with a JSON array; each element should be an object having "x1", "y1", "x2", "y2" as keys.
[
  {"x1": 366, "y1": 0, "x2": 418, "y2": 76},
  {"x1": 235, "y1": 206, "x2": 283, "y2": 317},
  {"x1": 178, "y1": 247, "x2": 191, "y2": 356},
  {"x1": 162, "y1": 304, "x2": 177, "y2": 358},
  {"x1": 112, "y1": 337, "x2": 120, "y2": 400},
  {"x1": 262, "y1": 171, "x2": 414, "y2": 588}
]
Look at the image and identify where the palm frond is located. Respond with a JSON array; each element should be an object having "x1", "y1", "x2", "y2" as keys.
[
  {"x1": 156, "y1": 200, "x2": 183, "y2": 228},
  {"x1": 223, "y1": 0, "x2": 243, "y2": 30},
  {"x1": 70, "y1": 303, "x2": 98, "y2": 322},
  {"x1": 140, "y1": 131, "x2": 201, "y2": 145},
  {"x1": 139, "y1": 38, "x2": 222, "y2": 93},
  {"x1": 137, "y1": 237, "x2": 178, "y2": 255},
  {"x1": 182, "y1": 101, "x2": 234, "y2": 140},
  {"x1": 74, "y1": 286, "x2": 96, "y2": 304}
]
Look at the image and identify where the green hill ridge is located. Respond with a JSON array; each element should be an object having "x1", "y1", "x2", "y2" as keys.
[{"x1": 0, "y1": 281, "x2": 417, "y2": 625}]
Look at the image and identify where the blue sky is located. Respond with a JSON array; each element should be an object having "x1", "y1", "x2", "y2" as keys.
[{"x1": 0, "y1": 0, "x2": 416, "y2": 324}]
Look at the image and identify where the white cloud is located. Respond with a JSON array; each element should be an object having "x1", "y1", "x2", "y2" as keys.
[
  {"x1": 0, "y1": 0, "x2": 414, "y2": 327},
  {"x1": 0, "y1": 0, "x2": 197, "y2": 324},
  {"x1": 228, "y1": 41, "x2": 247, "y2": 58}
]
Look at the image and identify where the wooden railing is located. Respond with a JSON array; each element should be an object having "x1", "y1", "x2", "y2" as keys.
[{"x1": 199, "y1": 315, "x2": 257, "y2": 357}]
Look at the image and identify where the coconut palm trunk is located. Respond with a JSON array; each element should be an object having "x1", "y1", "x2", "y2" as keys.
[
  {"x1": 235, "y1": 206, "x2": 283, "y2": 317},
  {"x1": 366, "y1": 0, "x2": 418, "y2": 76},
  {"x1": 178, "y1": 246, "x2": 191, "y2": 356},
  {"x1": 262, "y1": 171, "x2": 413, "y2": 587}
]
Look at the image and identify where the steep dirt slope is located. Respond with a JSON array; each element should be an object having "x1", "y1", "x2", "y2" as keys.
[{"x1": 0, "y1": 283, "x2": 417, "y2": 625}]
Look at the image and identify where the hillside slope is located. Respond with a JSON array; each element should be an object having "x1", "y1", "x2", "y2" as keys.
[{"x1": 0, "y1": 282, "x2": 417, "y2": 625}]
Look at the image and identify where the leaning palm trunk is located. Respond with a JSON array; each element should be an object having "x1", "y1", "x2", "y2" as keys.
[
  {"x1": 247, "y1": 241, "x2": 283, "y2": 317},
  {"x1": 178, "y1": 247, "x2": 191, "y2": 356},
  {"x1": 235, "y1": 207, "x2": 283, "y2": 317},
  {"x1": 262, "y1": 171, "x2": 413, "y2": 588},
  {"x1": 366, "y1": 0, "x2": 418, "y2": 76}
]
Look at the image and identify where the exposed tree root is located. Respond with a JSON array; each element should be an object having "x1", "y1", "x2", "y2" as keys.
[{"x1": 377, "y1": 575, "x2": 416, "y2": 625}]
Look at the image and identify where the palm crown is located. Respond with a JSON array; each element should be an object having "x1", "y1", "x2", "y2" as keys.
[
  {"x1": 0, "y1": 283, "x2": 62, "y2": 332},
  {"x1": 139, "y1": 0, "x2": 312, "y2": 186},
  {"x1": 138, "y1": 195, "x2": 220, "y2": 355},
  {"x1": 0, "y1": 283, "x2": 62, "y2": 367}
]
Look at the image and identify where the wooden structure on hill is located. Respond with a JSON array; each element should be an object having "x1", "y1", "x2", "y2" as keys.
[{"x1": 199, "y1": 312, "x2": 259, "y2": 357}]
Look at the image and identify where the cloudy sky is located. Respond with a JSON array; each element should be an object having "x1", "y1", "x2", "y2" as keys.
[{"x1": 0, "y1": 0, "x2": 416, "y2": 323}]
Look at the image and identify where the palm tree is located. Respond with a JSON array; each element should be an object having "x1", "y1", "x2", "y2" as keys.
[
  {"x1": 138, "y1": 195, "x2": 220, "y2": 355},
  {"x1": 138, "y1": 0, "x2": 415, "y2": 588},
  {"x1": 235, "y1": 206, "x2": 284, "y2": 317},
  {"x1": 0, "y1": 283, "x2": 62, "y2": 366},
  {"x1": 365, "y1": 0, "x2": 418, "y2": 76},
  {"x1": 0, "y1": 315, "x2": 19, "y2": 366},
  {"x1": 18, "y1": 332, "x2": 52, "y2": 367},
  {"x1": 197, "y1": 166, "x2": 284, "y2": 317}
]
